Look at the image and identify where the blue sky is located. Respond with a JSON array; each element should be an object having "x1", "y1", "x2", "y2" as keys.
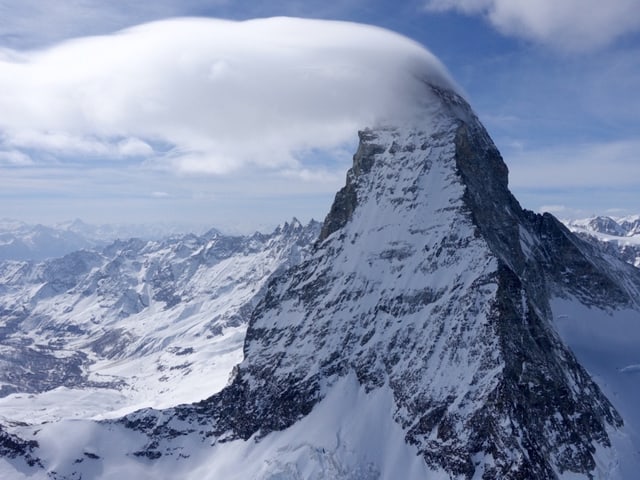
[{"x1": 1, "y1": 0, "x2": 639, "y2": 232}]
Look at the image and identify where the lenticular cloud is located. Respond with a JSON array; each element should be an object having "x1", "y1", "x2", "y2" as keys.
[{"x1": 0, "y1": 17, "x2": 455, "y2": 174}]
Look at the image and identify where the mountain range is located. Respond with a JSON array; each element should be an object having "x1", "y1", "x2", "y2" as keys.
[
  {"x1": 0, "y1": 219, "x2": 213, "y2": 262},
  {"x1": 566, "y1": 216, "x2": 640, "y2": 269},
  {"x1": 0, "y1": 219, "x2": 319, "y2": 423},
  {"x1": 0, "y1": 84, "x2": 639, "y2": 479}
]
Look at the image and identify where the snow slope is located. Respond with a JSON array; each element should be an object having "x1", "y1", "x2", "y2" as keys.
[
  {"x1": 552, "y1": 298, "x2": 640, "y2": 478},
  {"x1": 0, "y1": 374, "x2": 443, "y2": 480}
]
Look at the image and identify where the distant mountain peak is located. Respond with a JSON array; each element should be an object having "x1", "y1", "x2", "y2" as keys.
[{"x1": 566, "y1": 215, "x2": 640, "y2": 269}]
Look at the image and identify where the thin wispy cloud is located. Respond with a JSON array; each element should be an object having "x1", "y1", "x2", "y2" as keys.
[
  {"x1": 0, "y1": 150, "x2": 32, "y2": 166},
  {"x1": 0, "y1": 0, "x2": 226, "y2": 48},
  {"x1": 0, "y1": 17, "x2": 453, "y2": 176},
  {"x1": 508, "y1": 140, "x2": 640, "y2": 189},
  {"x1": 538, "y1": 204, "x2": 568, "y2": 214},
  {"x1": 0, "y1": 0, "x2": 364, "y2": 49},
  {"x1": 424, "y1": 0, "x2": 640, "y2": 51},
  {"x1": 2, "y1": 130, "x2": 153, "y2": 158}
]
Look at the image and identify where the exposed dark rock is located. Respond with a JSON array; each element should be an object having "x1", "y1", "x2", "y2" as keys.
[{"x1": 0, "y1": 425, "x2": 41, "y2": 468}]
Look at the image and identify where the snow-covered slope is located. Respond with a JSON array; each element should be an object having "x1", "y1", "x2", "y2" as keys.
[
  {"x1": 566, "y1": 216, "x2": 640, "y2": 268},
  {"x1": 2, "y1": 86, "x2": 640, "y2": 479},
  {"x1": 552, "y1": 298, "x2": 640, "y2": 480},
  {"x1": 0, "y1": 219, "x2": 319, "y2": 422}
]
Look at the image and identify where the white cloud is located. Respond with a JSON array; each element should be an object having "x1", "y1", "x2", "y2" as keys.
[
  {"x1": 0, "y1": 17, "x2": 453, "y2": 175},
  {"x1": 0, "y1": 1, "x2": 363, "y2": 49},
  {"x1": 117, "y1": 138, "x2": 154, "y2": 157},
  {"x1": 537, "y1": 204, "x2": 567, "y2": 214},
  {"x1": 424, "y1": 0, "x2": 640, "y2": 51},
  {"x1": 279, "y1": 167, "x2": 344, "y2": 184},
  {"x1": 0, "y1": 149, "x2": 32, "y2": 165},
  {"x1": 0, "y1": 0, "x2": 227, "y2": 48},
  {"x1": 2, "y1": 130, "x2": 152, "y2": 158},
  {"x1": 151, "y1": 191, "x2": 171, "y2": 198},
  {"x1": 507, "y1": 139, "x2": 640, "y2": 189}
]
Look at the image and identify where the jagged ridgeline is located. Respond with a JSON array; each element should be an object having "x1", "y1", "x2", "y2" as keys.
[{"x1": 3, "y1": 45, "x2": 640, "y2": 480}]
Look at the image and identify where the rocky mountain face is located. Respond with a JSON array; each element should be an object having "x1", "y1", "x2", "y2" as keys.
[
  {"x1": 1, "y1": 84, "x2": 640, "y2": 479},
  {"x1": 566, "y1": 216, "x2": 640, "y2": 268},
  {"x1": 0, "y1": 219, "x2": 319, "y2": 419}
]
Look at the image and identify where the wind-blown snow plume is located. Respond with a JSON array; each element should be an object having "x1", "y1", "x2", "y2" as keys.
[{"x1": 0, "y1": 17, "x2": 455, "y2": 174}]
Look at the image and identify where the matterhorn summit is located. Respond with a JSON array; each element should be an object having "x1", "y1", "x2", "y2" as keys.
[{"x1": 2, "y1": 39, "x2": 640, "y2": 480}]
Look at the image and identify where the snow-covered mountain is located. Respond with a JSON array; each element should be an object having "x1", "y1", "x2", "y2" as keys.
[
  {"x1": 0, "y1": 219, "x2": 213, "y2": 262},
  {"x1": 0, "y1": 219, "x2": 100, "y2": 262},
  {"x1": 565, "y1": 216, "x2": 640, "y2": 268},
  {"x1": 0, "y1": 219, "x2": 319, "y2": 422},
  {"x1": 1, "y1": 86, "x2": 640, "y2": 479}
]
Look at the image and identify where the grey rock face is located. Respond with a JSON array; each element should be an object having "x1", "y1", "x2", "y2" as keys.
[{"x1": 318, "y1": 129, "x2": 385, "y2": 243}]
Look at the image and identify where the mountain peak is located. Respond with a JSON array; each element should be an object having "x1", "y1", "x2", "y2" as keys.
[
  {"x1": 108, "y1": 83, "x2": 637, "y2": 478},
  {"x1": 158, "y1": 84, "x2": 634, "y2": 477},
  {"x1": 3, "y1": 84, "x2": 640, "y2": 479},
  {"x1": 319, "y1": 83, "x2": 506, "y2": 244}
]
